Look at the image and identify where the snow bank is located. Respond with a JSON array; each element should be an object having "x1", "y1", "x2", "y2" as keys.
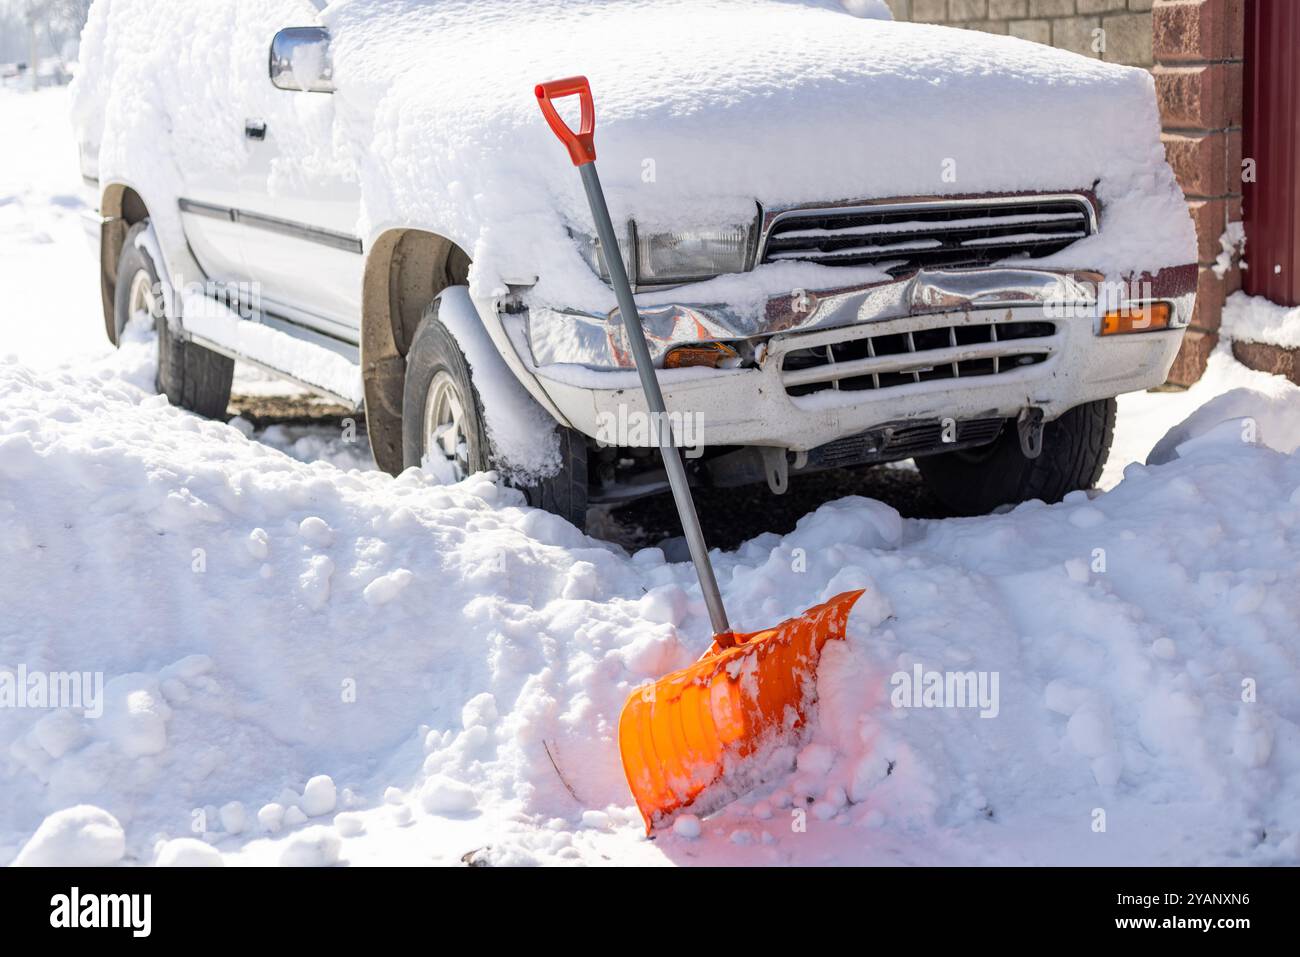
[
  {"x1": 71, "y1": 0, "x2": 1194, "y2": 332},
  {"x1": 1103, "y1": 348, "x2": 1297, "y2": 489},
  {"x1": 2, "y1": 348, "x2": 1299, "y2": 864},
  {"x1": 1222, "y1": 291, "x2": 1300, "y2": 350}
]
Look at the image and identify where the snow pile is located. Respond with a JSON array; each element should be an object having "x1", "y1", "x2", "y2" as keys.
[
  {"x1": 2, "y1": 349, "x2": 1299, "y2": 865},
  {"x1": 1222, "y1": 291, "x2": 1300, "y2": 350},
  {"x1": 1103, "y1": 348, "x2": 1300, "y2": 488},
  {"x1": 72, "y1": 0, "x2": 1194, "y2": 326}
]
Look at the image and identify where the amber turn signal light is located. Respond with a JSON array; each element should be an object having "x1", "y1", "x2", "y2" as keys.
[
  {"x1": 1100, "y1": 302, "x2": 1171, "y2": 336},
  {"x1": 663, "y1": 342, "x2": 740, "y2": 369}
]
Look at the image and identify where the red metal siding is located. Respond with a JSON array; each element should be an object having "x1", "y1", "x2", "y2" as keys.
[{"x1": 1243, "y1": 0, "x2": 1300, "y2": 306}]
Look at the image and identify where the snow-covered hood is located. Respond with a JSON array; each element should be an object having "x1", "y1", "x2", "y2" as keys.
[{"x1": 323, "y1": 0, "x2": 1195, "y2": 311}]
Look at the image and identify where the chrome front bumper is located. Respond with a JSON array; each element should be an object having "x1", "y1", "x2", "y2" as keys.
[
  {"x1": 526, "y1": 265, "x2": 1196, "y2": 370},
  {"x1": 521, "y1": 264, "x2": 1197, "y2": 450}
]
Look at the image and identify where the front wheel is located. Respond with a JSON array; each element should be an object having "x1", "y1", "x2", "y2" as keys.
[
  {"x1": 114, "y1": 222, "x2": 233, "y2": 418},
  {"x1": 915, "y1": 398, "x2": 1116, "y2": 515},
  {"x1": 401, "y1": 297, "x2": 589, "y2": 529}
]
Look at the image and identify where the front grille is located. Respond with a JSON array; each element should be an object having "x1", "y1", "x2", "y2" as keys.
[
  {"x1": 760, "y1": 196, "x2": 1094, "y2": 275},
  {"x1": 782, "y1": 316, "x2": 1057, "y2": 397},
  {"x1": 805, "y1": 417, "x2": 1005, "y2": 469}
]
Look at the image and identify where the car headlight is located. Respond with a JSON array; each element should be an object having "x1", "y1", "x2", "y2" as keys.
[
  {"x1": 636, "y1": 226, "x2": 752, "y2": 284},
  {"x1": 571, "y1": 221, "x2": 754, "y2": 286},
  {"x1": 571, "y1": 225, "x2": 633, "y2": 283}
]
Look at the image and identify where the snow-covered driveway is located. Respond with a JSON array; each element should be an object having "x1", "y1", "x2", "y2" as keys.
[{"x1": 3, "y1": 89, "x2": 1300, "y2": 867}]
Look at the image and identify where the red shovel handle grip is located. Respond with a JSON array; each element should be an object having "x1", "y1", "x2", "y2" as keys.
[{"x1": 535, "y1": 75, "x2": 596, "y2": 166}]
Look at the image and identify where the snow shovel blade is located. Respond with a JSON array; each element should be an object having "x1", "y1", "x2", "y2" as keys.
[{"x1": 618, "y1": 589, "x2": 864, "y2": 833}]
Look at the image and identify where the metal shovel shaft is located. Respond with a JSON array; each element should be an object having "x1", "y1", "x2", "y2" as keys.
[{"x1": 578, "y1": 162, "x2": 732, "y2": 639}]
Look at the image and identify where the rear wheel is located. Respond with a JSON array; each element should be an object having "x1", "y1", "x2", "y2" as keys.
[
  {"x1": 114, "y1": 222, "x2": 233, "y2": 418},
  {"x1": 915, "y1": 398, "x2": 1116, "y2": 515},
  {"x1": 401, "y1": 297, "x2": 589, "y2": 529}
]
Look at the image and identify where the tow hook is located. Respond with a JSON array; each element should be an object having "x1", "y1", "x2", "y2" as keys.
[
  {"x1": 761, "y1": 446, "x2": 790, "y2": 494},
  {"x1": 1017, "y1": 408, "x2": 1045, "y2": 459}
]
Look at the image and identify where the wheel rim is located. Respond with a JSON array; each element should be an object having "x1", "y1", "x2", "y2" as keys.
[
  {"x1": 127, "y1": 268, "x2": 161, "y2": 327},
  {"x1": 422, "y1": 370, "x2": 472, "y2": 481}
]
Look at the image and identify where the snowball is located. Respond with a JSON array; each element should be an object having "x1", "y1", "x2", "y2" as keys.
[
  {"x1": 219, "y1": 801, "x2": 246, "y2": 835},
  {"x1": 154, "y1": 838, "x2": 223, "y2": 867},
  {"x1": 333, "y1": 812, "x2": 365, "y2": 837},
  {"x1": 672, "y1": 815, "x2": 702, "y2": 839},
  {"x1": 257, "y1": 803, "x2": 285, "y2": 833},
  {"x1": 98, "y1": 674, "x2": 171, "y2": 757},
  {"x1": 301, "y1": 775, "x2": 337, "y2": 817},
  {"x1": 419, "y1": 775, "x2": 478, "y2": 815},
  {"x1": 280, "y1": 826, "x2": 341, "y2": 866},
  {"x1": 363, "y1": 568, "x2": 413, "y2": 606},
  {"x1": 297, "y1": 516, "x2": 334, "y2": 547},
  {"x1": 14, "y1": 805, "x2": 125, "y2": 867},
  {"x1": 246, "y1": 527, "x2": 269, "y2": 559},
  {"x1": 580, "y1": 810, "x2": 610, "y2": 830}
]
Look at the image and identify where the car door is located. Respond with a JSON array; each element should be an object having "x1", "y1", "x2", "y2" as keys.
[
  {"x1": 235, "y1": 10, "x2": 364, "y2": 342},
  {"x1": 175, "y1": 4, "x2": 255, "y2": 292}
]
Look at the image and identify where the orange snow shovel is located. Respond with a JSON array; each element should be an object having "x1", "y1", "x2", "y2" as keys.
[{"x1": 536, "y1": 76, "x2": 864, "y2": 832}]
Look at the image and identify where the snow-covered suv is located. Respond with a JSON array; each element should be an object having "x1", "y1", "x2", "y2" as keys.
[{"x1": 72, "y1": 0, "x2": 1197, "y2": 528}]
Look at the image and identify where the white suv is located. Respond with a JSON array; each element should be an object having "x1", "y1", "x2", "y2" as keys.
[{"x1": 73, "y1": 0, "x2": 1197, "y2": 529}]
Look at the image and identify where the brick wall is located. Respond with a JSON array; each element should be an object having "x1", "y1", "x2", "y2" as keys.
[
  {"x1": 1154, "y1": 0, "x2": 1245, "y2": 385},
  {"x1": 883, "y1": 0, "x2": 1156, "y2": 67}
]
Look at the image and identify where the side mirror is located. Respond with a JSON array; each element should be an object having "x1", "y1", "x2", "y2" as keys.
[{"x1": 269, "y1": 27, "x2": 334, "y2": 93}]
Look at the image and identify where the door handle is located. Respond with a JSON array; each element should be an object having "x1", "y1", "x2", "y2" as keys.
[{"x1": 244, "y1": 119, "x2": 267, "y2": 141}]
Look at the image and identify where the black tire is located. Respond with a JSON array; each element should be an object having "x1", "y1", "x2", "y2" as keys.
[
  {"x1": 915, "y1": 399, "x2": 1116, "y2": 515},
  {"x1": 401, "y1": 298, "x2": 588, "y2": 529},
  {"x1": 114, "y1": 222, "x2": 233, "y2": 419}
]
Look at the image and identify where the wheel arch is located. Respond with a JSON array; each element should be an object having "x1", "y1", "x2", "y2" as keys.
[
  {"x1": 360, "y1": 227, "x2": 472, "y2": 475},
  {"x1": 98, "y1": 182, "x2": 152, "y2": 346}
]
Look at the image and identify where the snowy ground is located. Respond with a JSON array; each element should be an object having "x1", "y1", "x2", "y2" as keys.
[{"x1": 3, "y1": 88, "x2": 1299, "y2": 867}]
